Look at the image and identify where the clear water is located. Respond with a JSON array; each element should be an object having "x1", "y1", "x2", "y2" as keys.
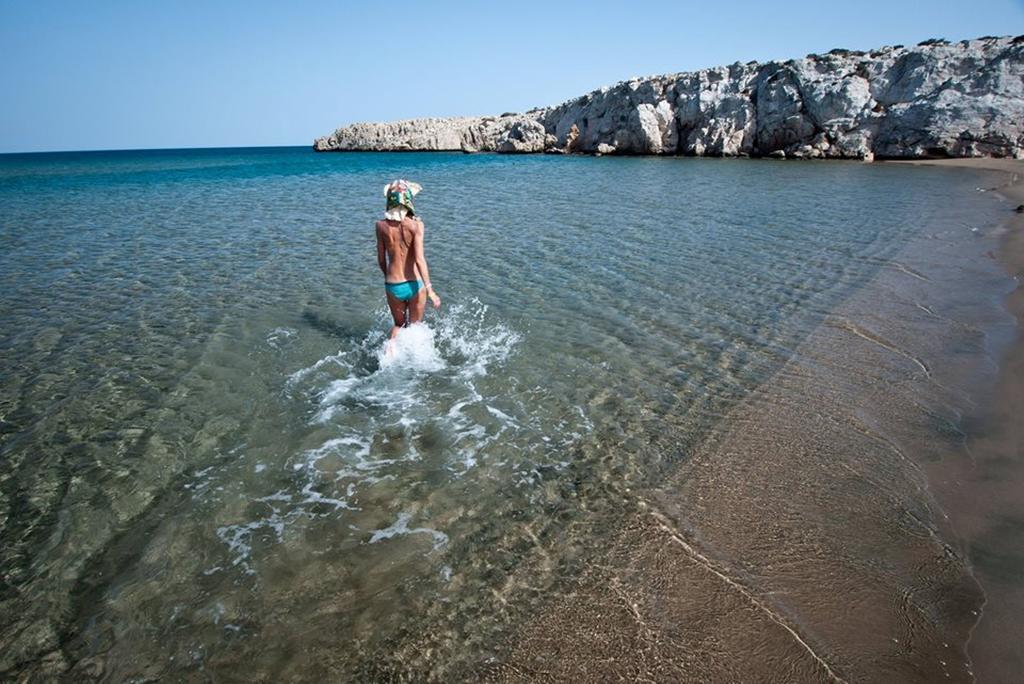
[{"x1": 0, "y1": 148, "x2": 1007, "y2": 679}]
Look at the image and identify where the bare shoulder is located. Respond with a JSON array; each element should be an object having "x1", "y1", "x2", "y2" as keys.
[{"x1": 409, "y1": 217, "x2": 425, "y2": 234}]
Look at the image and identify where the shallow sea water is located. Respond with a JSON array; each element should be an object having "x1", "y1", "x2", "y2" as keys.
[{"x1": 0, "y1": 148, "x2": 1011, "y2": 680}]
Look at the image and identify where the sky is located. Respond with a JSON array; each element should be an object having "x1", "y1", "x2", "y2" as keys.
[{"x1": 1, "y1": 0, "x2": 1022, "y2": 153}]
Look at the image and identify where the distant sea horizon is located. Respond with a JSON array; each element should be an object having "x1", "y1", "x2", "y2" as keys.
[{"x1": 0, "y1": 143, "x2": 310, "y2": 156}]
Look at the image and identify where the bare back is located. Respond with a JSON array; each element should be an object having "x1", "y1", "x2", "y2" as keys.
[{"x1": 376, "y1": 217, "x2": 422, "y2": 283}]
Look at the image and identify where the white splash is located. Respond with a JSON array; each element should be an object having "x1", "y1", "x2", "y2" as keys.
[
  {"x1": 266, "y1": 327, "x2": 298, "y2": 350},
  {"x1": 377, "y1": 323, "x2": 445, "y2": 371},
  {"x1": 368, "y1": 512, "x2": 449, "y2": 550},
  {"x1": 210, "y1": 298, "x2": 591, "y2": 578},
  {"x1": 215, "y1": 515, "x2": 286, "y2": 574}
]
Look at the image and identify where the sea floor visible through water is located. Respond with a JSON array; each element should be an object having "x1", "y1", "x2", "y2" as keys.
[{"x1": 0, "y1": 148, "x2": 1019, "y2": 681}]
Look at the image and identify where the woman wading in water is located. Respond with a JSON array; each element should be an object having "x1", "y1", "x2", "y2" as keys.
[{"x1": 376, "y1": 179, "x2": 441, "y2": 349}]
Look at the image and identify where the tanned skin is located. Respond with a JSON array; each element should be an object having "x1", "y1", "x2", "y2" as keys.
[{"x1": 376, "y1": 215, "x2": 441, "y2": 341}]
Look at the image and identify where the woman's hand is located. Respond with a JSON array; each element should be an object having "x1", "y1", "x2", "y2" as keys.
[{"x1": 429, "y1": 289, "x2": 441, "y2": 309}]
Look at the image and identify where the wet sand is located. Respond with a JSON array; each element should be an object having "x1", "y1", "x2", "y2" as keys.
[
  {"x1": 890, "y1": 158, "x2": 1024, "y2": 683},
  {"x1": 486, "y1": 159, "x2": 1023, "y2": 682}
]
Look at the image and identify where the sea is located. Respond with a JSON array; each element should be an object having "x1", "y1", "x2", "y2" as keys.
[{"x1": 0, "y1": 147, "x2": 1017, "y2": 680}]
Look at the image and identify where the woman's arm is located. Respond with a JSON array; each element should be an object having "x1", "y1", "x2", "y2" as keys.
[
  {"x1": 375, "y1": 223, "x2": 387, "y2": 276},
  {"x1": 412, "y1": 220, "x2": 441, "y2": 308}
]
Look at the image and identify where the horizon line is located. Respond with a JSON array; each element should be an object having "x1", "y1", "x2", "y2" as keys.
[{"x1": 0, "y1": 143, "x2": 313, "y2": 157}]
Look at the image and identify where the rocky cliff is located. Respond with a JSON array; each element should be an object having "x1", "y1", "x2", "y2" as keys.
[{"x1": 315, "y1": 36, "x2": 1024, "y2": 159}]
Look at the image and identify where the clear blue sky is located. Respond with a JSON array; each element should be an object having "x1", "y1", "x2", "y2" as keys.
[{"x1": 1, "y1": 0, "x2": 1022, "y2": 153}]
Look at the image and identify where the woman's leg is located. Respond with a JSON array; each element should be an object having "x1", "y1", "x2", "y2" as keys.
[
  {"x1": 407, "y1": 289, "x2": 427, "y2": 324},
  {"x1": 385, "y1": 293, "x2": 407, "y2": 339}
]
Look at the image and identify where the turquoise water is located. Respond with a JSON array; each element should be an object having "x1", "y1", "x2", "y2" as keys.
[{"x1": 0, "y1": 148, "x2": 1008, "y2": 679}]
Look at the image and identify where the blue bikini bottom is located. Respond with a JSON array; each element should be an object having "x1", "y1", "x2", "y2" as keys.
[{"x1": 384, "y1": 279, "x2": 423, "y2": 302}]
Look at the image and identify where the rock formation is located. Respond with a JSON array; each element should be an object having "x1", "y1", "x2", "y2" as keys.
[{"x1": 315, "y1": 36, "x2": 1024, "y2": 159}]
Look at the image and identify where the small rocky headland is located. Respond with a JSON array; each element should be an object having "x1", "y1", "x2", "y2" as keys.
[{"x1": 314, "y1": 36, "x2": 1023, "y2": 160}]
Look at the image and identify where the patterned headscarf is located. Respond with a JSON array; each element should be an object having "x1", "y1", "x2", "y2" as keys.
[{"x1": 383, "y1": 179, "x2": 422, "y2": 220}]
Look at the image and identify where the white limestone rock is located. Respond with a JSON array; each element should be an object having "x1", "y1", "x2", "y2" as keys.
[
  {"x1": 315, "y1": 36, "x2": 1024, "y2": 159},
  {"x1": 673, "y1": 63, "x2": 759, "y2": 156}
]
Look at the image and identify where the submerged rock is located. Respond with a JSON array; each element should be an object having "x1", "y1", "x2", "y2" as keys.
[{"x1": 315, "y1": 36, "x2": 1024, "y2": 159}]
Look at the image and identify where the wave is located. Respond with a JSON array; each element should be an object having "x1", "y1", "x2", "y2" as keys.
[{"x1": 205, "y1": 299, "x2": 561, "y2": 575}]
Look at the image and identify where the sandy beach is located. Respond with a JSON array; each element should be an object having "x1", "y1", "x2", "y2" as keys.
[
  {"x1": 889, "y1": 158, "x2": 1024, "y2": 682},
  {"x1": 485, "y1": 159, "x2": 1024, "y2": 683}
]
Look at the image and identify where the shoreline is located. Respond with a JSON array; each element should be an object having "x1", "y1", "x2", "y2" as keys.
[
  {"x1": 887, "y1": 157, "x2": 1024, "y2": 682},
  {"x1": 487, "y1": 159, "x2": 1022, "y2": 681}
]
